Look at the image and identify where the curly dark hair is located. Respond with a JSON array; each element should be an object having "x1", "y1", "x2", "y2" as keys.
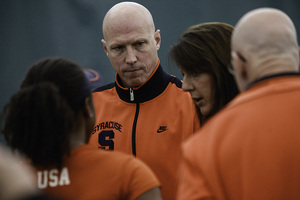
[{"x1": 1, "y1": 57, "x2": 90, "y2": 168}]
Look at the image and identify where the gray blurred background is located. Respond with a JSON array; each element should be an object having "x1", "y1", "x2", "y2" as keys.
[{"x1": 1, "y1": 0, "x2": 299, "y2": 144}]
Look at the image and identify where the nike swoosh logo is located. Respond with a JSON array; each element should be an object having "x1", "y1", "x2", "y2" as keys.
[{"x1": 157, "y1": 129, "x2": 167, "y2": 133}]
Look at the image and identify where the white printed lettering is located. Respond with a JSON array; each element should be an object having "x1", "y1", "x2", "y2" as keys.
[
  {"x1": 59, "y1": 167, "x2": 70, "y2": 186},
  {"x1": 37, "y1": 171, "x2": 48, "y2": 189},
  {"x1": 36, "y1": 167, "x2": 70, "y2": 189},
  {"x1": 49, "y1": 169, "x2": 58, "y2": 187}
]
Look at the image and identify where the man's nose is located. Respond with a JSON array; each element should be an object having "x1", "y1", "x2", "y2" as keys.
[{"x1": 125, "y1": 47, "x2": 137, "y2": 64}]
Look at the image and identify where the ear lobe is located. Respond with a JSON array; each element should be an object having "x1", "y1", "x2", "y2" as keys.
[
  {"x1": 101, "y1": 39, "x2": 109, "y2": 56},
  {"x1": 231, "y1": 51, "x2": 238, "y2": 66},
  {"x1": 83, "y1": 96, "x2": 94, "y2": 119},
  {"x1": 231, "y1": 51, "x2": 248, "y2": 79},
  {"x1": 154, "y1": 29, "x2": 161, "y2": 50},
  {"x1": 298, "y1": 47, "x2": 300, "y2": 70}
]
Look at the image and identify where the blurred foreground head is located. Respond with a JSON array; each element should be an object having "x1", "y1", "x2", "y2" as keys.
[
  {"x1": 231, "y1": 8, "x2": 299, "y2": 91},
  {"x1": 1, "y1": 57, "x2": 95, "y2": 168}
]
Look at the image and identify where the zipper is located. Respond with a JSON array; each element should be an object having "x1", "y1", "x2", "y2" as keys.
[
  {"x1": 132, "y1": 103, "x2": 139, "y2": 156},
  {"x1": 130, "y1": 88, "x2": 134, "y2": 101}
]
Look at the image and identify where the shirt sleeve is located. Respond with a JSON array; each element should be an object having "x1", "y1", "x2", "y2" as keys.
[
  {"x1": 176, "y1": 140, "x2": 214, "y2": 200},
  {"x1": 123, "y1": 156, "x2": 161, "y2": 200}
]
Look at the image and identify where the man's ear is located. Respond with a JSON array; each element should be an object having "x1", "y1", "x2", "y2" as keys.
[
  {"x1": 83, "y1": 96, "x2": 94, "y2": 119},
  {"x1": 102, "y1": 39, "x2": 109, "y2": 57},
  {"x1": 231, "y1": 51, "x2": 247, "y2": 80},
  {"x1": 154, "y1": 29, "x2": 161, "y2": 50},
  {"x1": 82, "y1": 96, "x2": 95, "y2": 141},
  {"x1": 231, "y1": 51, "x2": 248, "y2": 92},
  {"x1": 298, "y1": 47, "x2": 300, "y2": 71}
]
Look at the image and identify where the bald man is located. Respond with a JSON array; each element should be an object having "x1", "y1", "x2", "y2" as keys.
[
  {"x1": 177, "y1": 8, "x2": 300, "y2": 200},
  {"x1": 89, "y1": 2, "x2": 200, "y2": 200}
]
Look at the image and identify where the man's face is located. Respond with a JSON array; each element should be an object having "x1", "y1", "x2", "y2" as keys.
[{"x1": 102, "y1": 20, "x2": 161, "y2": 88}]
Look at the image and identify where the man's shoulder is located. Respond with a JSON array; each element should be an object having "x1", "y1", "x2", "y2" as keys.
[
  {"x1": 93, "y1": 82, "x2": 115, "y2": 93},
  {"x1": 168, "y1": 75, "x2": 183, "y2": 88}
]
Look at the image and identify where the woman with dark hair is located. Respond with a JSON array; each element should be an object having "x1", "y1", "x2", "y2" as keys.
[
  {"x1": 169, "y1": 22, "x2": 239, "y2": 125},
  {"x1": 1, "y1": 57, "x2": 162, "y2": 200}
]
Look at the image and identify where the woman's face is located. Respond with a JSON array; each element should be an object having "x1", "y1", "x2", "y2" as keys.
[{"x1": 181, "y1": 68, "x2": 215, "y2": 118}]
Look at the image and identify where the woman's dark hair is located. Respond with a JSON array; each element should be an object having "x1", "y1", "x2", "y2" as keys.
[
  {"x1": 1, "y1": 57, "x2": 91, "y2": 168},
  {"x1": 169, "y1": 22, "x2": 239, "y2": 124}
]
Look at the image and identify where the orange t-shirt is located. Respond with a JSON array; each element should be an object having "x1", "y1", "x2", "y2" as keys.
[
  {"x1": 177, "y1": 74, "x2": 300, "y2": 200},
  {"x1": 36, "y1": 144, "x2": 160, "y2": 200}
]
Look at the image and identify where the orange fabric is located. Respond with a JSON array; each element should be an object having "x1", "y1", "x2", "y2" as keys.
[
  {"x1": 36, "y1": 145, "x2": 160, "y2": 200},
  {"x1": 89, "y1": 77, "x2": 200, "y2": 200},
  {"x1": 177, "y1": 75, "x2": 300, "y2": 200}
]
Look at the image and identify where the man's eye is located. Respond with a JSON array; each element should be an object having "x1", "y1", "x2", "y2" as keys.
[
  {"x1": 112, "y1": 46, "x2": 123, "y2": 51},
  {"x1": 135, "y1": 42, "x2": 145, "y2": 47}
]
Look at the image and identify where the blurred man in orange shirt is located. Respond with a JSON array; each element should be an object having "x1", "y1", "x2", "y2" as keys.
[{"x1": 177, "y1": 7, "x2": 300, "y2": 200}]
